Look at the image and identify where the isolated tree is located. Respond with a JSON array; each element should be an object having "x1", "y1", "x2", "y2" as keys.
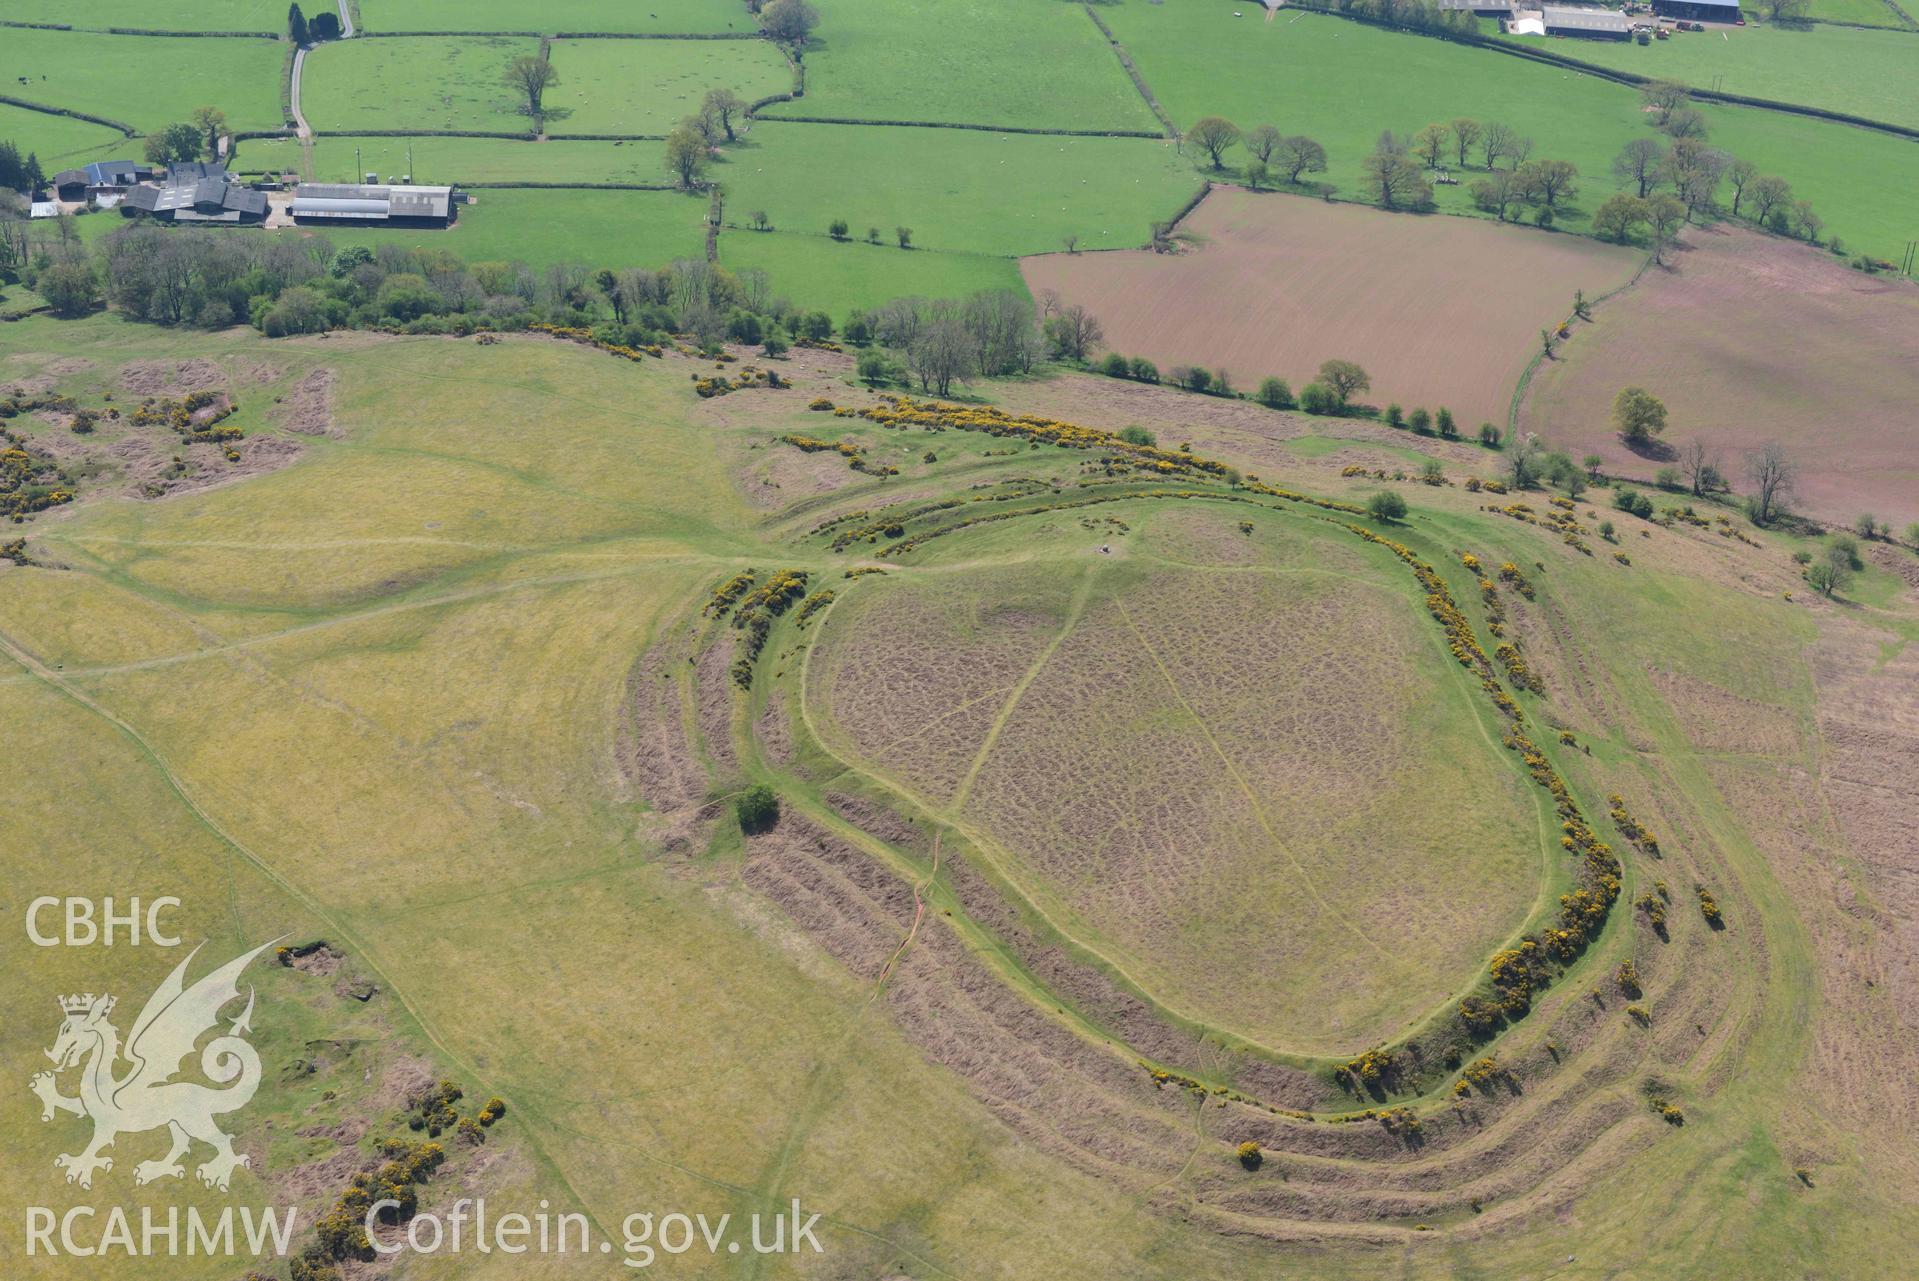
[
  {"x1": 1244, "y1": 159, "x2": 1270, "y2": 191},
  {"x1": 1317, "y1": 358, "x2": 1370, "y2": 407},
  {"x1": 1645, "y1": 192, "x2": 1686, "y2": 264},
  {"x1": 1790, "y1": 201, "x2": 1823, "y2": 244},
  {"x1": 1642, "y1": 80, "x2": 1690, "y2": 127},
  {"x1": 1765, "y1": 0, "x2": 1812, "y2": 20},
  {"x1": 702, "y1": 88, "x2": 747, "y2": 142},
  {"x1": 1680, "y1": 439, "x2": 1723, "y2": 496},
  {"x1": 310, "y1": 9, "x2": 339, "y2": 39},
  {"x1": 1043, "y1": 304, "x2": 1103, "y2": 362},
  {"x1": 895, "y1": 225, "x2": 912, "y2": 249},
  {"x1": 1256, "y1": 376, "x2": 1292, "y2": 409},
  {"x1": 190, "y1": 106, "x2": 227, "y2": 162},
  {"x1": 1662, "y1": 106, "x2": 1708, "y2": 141},
  {"x1": 1515, "y1": 159, "x2": 1578, "y2": 214},
  {"x1": 287, "y1": 3, "x2": 308, "y2": 45},
  {"x1": 1412, "y1": 123, "x2": 1450, "y2": 171},
  {"x1": 1186, "y1": 117, "x2": 1241, "y2": 170},
  {"x1": 663, "y1": 122, "x2": 708, "y2": 190},
  {"x1": 504, "y1": 55, "x2": 559, "y2": 120},
  {"x1": 1745, "y1": 442, "x2": 1797, "y2": 524},
  {"x1": 1363, "y1": 144, "x2": 1431, "y2": 211},
  {"x1": 1725, "y1": 157, "x2": 1758, "y2": 217},
  {"x1": 1613, "y1": 387, "x2": 1668, "y2": 445},
  {"x1": 143, "y1": 122, "x2": 203, "y2": 166},
  {"x1": 1471, "y1": 169, "x2": 1520, "y2": 222},
  {"x1": 1244, "y1": 123, "x2": 1284, "y2": 166},
  {"x1": 1274, "y1": 134, "x2": 1327, "y2": 184},
  {"x1": 1482, "y1": 121, "x2": 1519, "y2": 170},
  {"x1": 37, "y1": 257, "x2": 98, "y2": 317},
  {"x1": 760, "y1": 0, "x2": 821, "y2": 45},
  {"x1": 735, "y1": 784, "x2": 779, "y2": 833},
  {"x1": 1450, "y1": 118, "x2": 1483, "y2": 168},
  {"x1": 1508, "y1": 431, "x2": 1545, "y2": 488},
  {"x1": 1806, "y1": 542, "x2": 1852, "y2": 597},
  {"x1": 1367, "y1": 490, "x2": 1408, "y2": 523},
  {"x1": 1747, "y1": 174, "x2": 1793, "y2": 228},
  {"x1": 1612, "y1": 138, "x2": 1664, "y2": 200}
]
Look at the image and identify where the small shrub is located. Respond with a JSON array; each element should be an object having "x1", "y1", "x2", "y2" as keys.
[
  {"x1": 1366, "y1": 490, "x2": 1408, "y2": 523},
  {"x1": 1236, "y1": 1140, "x2": 1263, "y2": 1170},
  {"x1": 1117, "y1": 425, "x2": 1156, "y2": 447},
  {"x1": 735, "y1": 784, "x2": 779, "y2": 833},
  {"x1": 1478, "y1": 422, "x2": 1502, "y2": 448}
]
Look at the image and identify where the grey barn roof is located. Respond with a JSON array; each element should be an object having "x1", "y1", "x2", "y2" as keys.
[
  {"x1": 1543, "y1": 4, "x2": 1633, "y2": 29},
  {"x1": 291, "y1": 183, "x2": 455, "y2": 221}
]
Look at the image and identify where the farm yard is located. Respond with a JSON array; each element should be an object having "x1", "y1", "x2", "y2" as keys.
[
  {"x1": 1024, "y1": 188, "x2": 1643, "y2": 431},
  {"x1": 1520, "y1": 224, "x2": 1919, "y2": 530}
]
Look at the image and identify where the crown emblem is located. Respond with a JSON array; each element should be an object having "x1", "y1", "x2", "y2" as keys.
[{"x1": 59, "y1": 993, "x2": 112, "y2": 1016}]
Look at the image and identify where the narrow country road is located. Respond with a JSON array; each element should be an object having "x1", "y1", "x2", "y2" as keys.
[{"x1": 288, "y1": 1, "x2": 353, "y2": 177}]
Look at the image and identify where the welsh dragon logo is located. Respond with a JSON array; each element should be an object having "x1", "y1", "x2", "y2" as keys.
[{"x1": 30, "y1": 939, "x2": 278, "y2": 1192}]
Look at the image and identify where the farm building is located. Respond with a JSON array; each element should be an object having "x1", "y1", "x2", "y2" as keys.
[
  {"x1": 1541, "y1": 5, "x2": 1634, "y2": 37},
  {"x1": 1651, "y1": 0, "x2": 1741, "y2": 19},
  {"x1": 50, "y1": 160, "x2": 143, "y2": 201},
  {"x1": 121, "y1": 166, "x2": 268, "y2": 225},
  {"x1": 289, "y1": 183, "x2": 459, "y2": 228},
  {"x1": 1437, "y1": 0, "x2": 1519, "y2": 15}
]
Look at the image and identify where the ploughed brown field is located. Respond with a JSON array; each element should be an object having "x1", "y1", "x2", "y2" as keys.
[
  {"x1": 1520, "y1": 224, "x2": 1919, "y2": 530},
  {"x1": 1020, "y1": 187, "x2": 1642, "y2": 430}
]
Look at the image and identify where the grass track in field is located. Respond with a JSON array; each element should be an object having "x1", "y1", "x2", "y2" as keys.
[
  {"x1": 300, "y1": 34, "x2": 538, "y2": 134},
  {"x1": 0, "y1": 27, "x2": 285, "y2": 133},
  {"x1": 757, "y1": 0, "x2": 1161, "y2": 132},
  {"x1": 544, "y1": 37, "x2": 791, "y2": 136}
]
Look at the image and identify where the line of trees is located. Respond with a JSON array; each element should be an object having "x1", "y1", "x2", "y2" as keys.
[{"x1": 1180, "y1": 117, "x2": 1329, "y2": 190}]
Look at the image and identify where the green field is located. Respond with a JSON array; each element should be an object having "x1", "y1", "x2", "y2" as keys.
[
  {"x1": 0, "y1": 101, "x2": 132, "y2": 166},
  {"x1": 545, "y1": 36, "x2": 791, "y2": 135},
  {"x1": 1103, "y1": 2, "x2": 1919, "y2": 259},
  {"x1": 1801, "y1": 0, "x2": 1917, "y2": 28},
  {"x1": 318, "y1": 186, "x2": 709, "y2": 266},
  {"x1": 1503, "y1": 23, "x2": 1919, "y2": 130},
  {"x1": 354, "y1": 0, "x2": 754, "y2": 34},
  {"x1": 716, "y1": 228, "x2": 1022, "y2": 312},
  {"x1": 300, "y1": 34, "x2": 539, "y2": 133},
  {"x1": 0, "y1": 0, "x2": 283, "y2": 29},
  {"x1": 759, "y1": 0, "x2": 1161, "y2": 131},
  {"x1": 0, "y1": 27, "x2": 285, "y2": 133},
  {"x1": 721, "y1": 122, "x2": 1198, "y2": 257},
  {"x1": 232, "y1": 132, "x2": 672, "y2": 184}
]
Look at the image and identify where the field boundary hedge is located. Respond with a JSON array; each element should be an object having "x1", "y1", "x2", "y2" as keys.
[
  {"x1": 311, "y1": 128, "x2": 538, "y2": 140},
  {"x1": 1506, "y1": 250, "x2": 1657, "y2": 435},
  {"x1": 0, "y1": 20, "x2": 276, "y2": 37},
  {"x1": 1083, "y1": 4, "x2": 1181, "y2": 140},
  {"x1": 361, "y1": 30, "x2": 762, "y2": 40},
  {"x1": 543, "y1": 132, "x2": 667, "y2": 141},
  {"x1": 753, "y1": 115, "x2": 1161, "y2": 139},
  {"x1": 0, "y1": 95, "x2": 135, "y2": 137},
  {"x1": 459, "y1": 180, "x2": 678, "y2": 190}
]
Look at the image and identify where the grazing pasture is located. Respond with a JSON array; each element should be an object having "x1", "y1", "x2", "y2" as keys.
[
  {"x1": 1520, "y1": 225, "x2": 1919, "y2": 529},
  {"x1": 1102, "y1": 2, "x2": 1919, "y2": 259},
  {"x1": 0, "y1": 0, "x2": 281, "y2": 30},
  {"x1": 1511, "y1": 23, "x2": 1919, "y2": 131},
  {"x1": 275, "y1": 134, "x2": 671, "y2": 184},
  {"x1": 0, "y1": 28, "x2": 285, "y2": 133},
  {"x1": 353, "y1": 0, "x2": 752, "y2": 34},
  {"x1": 299, "y1": 34, "x2": 538, "y2": 134},
  {"x1": 317, "y1": 187, "x2": 711, "y2": 269},
  {"x1": 1800, "y1": 0, "x2": 1916, "y2": 28},
  {"x1": 721, "y1": 123, "x2": 1197, "y2": 257},
  {"x1": 757, "y1": 0, "x2": 1160, "y2": 132},
  {"x1": 1023, "y1": 188, "x2": 1643, "y2": 430},
  {"x1": 717, "y1": 229, "x2": 1022, "y2": 313},
  {"x1": 807, "y1": 520, "x2": 1547, "y2": 1053},
  {"x1": 0, "y1": 101, "x2": 129, "y2": 166},
  {"x1": 544, "y1": 37, "x2": 791, "y2": 136}
]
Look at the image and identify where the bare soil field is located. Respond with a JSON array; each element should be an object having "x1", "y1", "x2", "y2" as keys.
[
  {"x1": 1021, "y1": 188, "x2": 1643, "y2": 431},
  {"x1": 1520, "y1": 225, "x2": 1919, "y2": 530}
]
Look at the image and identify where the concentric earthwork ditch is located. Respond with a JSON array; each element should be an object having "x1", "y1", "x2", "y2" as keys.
[{"x1": 623, "y1": 406, "x2": 1768, "y2": 1243}]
